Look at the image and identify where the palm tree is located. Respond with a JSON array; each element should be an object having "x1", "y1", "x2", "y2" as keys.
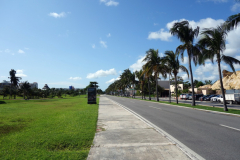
[
  {"x1": 8, "y1": 69, "x2": 22, "y2": 99},
  {"x1": 197, "y1": 25, "x2": 240, "y2": 111},
  {"x1": 224, "y1": 13, "x2": 240, "y2": 31},
  {"x1": 163, "y1": 50, "x2": 189, "y2": 104},
  {"x1": 135, "y1": 69, "x2": 145, "y2": 99},
  {"x1": 143, "y1": 49, "x2": 167, "y2": 101},
  {"x1": 170, "y1": 21, "x2": 201, "y2": 106},
  {"x1": 21, "y1": 81, "x2": 31, "y2": 99}
]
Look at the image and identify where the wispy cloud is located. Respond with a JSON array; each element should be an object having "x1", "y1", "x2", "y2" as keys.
[
  {"x1": 16, "y1": 70, "x2": 27, "y2": 77},
  {"x1": 129, "y1": 56, "x2": 146, "y2": 72},
  {"x1": 231, "y1": 3, "x2": 240, "y2": 11},
  {"x1": 69, "y1": 77, "x2": 82, "y2": 80},
  {"x1": 49, "y1": 12, "x2": 66, "y2": 18},
  {"x1": 18, "y1": 49, "x2": 25, "y2": 54},
  {"x1": 86, "y1": 68, "x2": 117, "y2": 79},
  {"x1": 107, "y1": 33, "x2": 111, "y2": 37},
  {"x1": 100, "y1": 0, "x2": 119, "y2": 6},
  {"x1": 106, "y1": 77, "x2": 120, "y2": 84},
  {"x1": 92, "y1": 44, "x2": 96, "y2": 49},
  {"x1": 148, "y1": 29, "x2": 172, "y2": 41},
  {"x1": 100, "y1": 40, "x2": 107, "y2": 48}
]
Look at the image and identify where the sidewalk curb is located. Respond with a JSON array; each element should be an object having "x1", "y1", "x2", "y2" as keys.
[
  {"x1": 116, "y1": 96, "x2": 240, "y2": 118},
  {"x1": 107, "y1": 97, "x2": 205, "y2": 160}
]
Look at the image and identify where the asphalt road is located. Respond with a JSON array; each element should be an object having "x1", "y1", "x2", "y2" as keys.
[
  {"x1": 135, "y1": 96, "x2": 240, "y2": 110},
  {"x1": 106, "y1": 95, "x2": 240, "y2": 160}
]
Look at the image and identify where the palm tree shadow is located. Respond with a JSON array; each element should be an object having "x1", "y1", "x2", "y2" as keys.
[{"x1": 0, "y1": 101, "x2": 6, "y2": 104}]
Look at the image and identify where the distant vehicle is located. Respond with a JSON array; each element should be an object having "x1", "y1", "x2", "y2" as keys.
[
  {"x1": 188, "y1": 94, "x2": 192, "y2": 100},
  {"x1": 204, "y1": 95, "x2": 217, "y2": 101},
  {"x1": 180, "y1": 93, "x2": 190, "y2": 100},
  {"x1": 199, "y1": 95, "x2": 210, "y2": 101},
  {"x1": 211, "y1": 95, "x2": 221, "y2": 102},
  {"x1": 195, "y1": 94, "x2": 204, "y2": 100},
  {"x1": 218, "y1": 90, "x2": 240, "y2": 104}
]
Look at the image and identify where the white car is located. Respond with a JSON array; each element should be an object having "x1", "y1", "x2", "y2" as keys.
[{"x1": 211, "y1": 95, "x2": 221, "y2": 102}]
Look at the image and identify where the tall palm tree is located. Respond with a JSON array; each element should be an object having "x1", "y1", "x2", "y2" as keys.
[
  {"x1": 135, "y1": 69, "x2": 145, "y2": 99},
  {"x1": 163, "y1": 50, "x2": 189, "y2": 104},
  {"x1": 8, "y1": 69, "x2": 22, "y2": 99},
  {"x1": 197, "y1": 25, "x2": 240, "y2": 111},
  {"x1": 21, "y1": 81, "x2": 31, "y2": 99},
  {"x1": 170, "y1": 21, "x2": 201, "y2": 106},
  {"x1": 142, "y1": 49, "x2": 167, "y2": 101},
  {"x1": 120, "y1": 69, "x2": 132, "y2": 96}
]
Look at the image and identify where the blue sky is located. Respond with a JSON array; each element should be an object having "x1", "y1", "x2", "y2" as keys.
[{"x1": 1, "y1": 0, "x2": 240, "y2": 90}]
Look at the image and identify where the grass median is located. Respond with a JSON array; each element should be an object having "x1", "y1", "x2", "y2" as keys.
[
  {"x1": 0, "y1": 95, "x2": 98, "y2": 159},
  {"x1": 117, "y1": 96, "x2": 240, "y2": 115}
]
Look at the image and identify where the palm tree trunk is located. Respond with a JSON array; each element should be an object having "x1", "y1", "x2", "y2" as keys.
[
  {"x1": 156, "y1": 75, "x2": 159, "y2": 101},
  {"x1": 148, "y1": 77, "x2": 151, "y2": 100},
  {"x1": 217, "y1": 59, "x2": 228, "y2": 111},
  {"x1": 141, "y1": 82, "x2": 143, "y2": 99},
  {"x1": 188, "y1": 53, "x2": 195, "y2": 106},
  {"x1": 174, "y1": 74, "x2": 178, "y2": 104},
  {"x1": 169, "y1": 73, "x2": 171, "y2": 103}
]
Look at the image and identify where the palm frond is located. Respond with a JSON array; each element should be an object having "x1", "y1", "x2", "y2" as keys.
[{"x1": 221, "y1": 55, "x2": 240, "y2": 73}]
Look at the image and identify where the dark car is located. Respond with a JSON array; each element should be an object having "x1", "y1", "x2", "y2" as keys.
[
  {"x1": 195, "y1": 94, "x2": 204, "y2": 100},
  {"x1": 203, "y1": 95, "x2": 217, "y2": 101},
  {"x1": 199, "y1": 95, "x2": 210, "y2": 101}
]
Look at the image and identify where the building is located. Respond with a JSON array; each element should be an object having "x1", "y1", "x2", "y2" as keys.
[
  {"x1": 158, "y1": 80, "x2": 183, "y2": 96},
  {"x1": 0, "y1": 80, "x2": 11, "y2": 91}
]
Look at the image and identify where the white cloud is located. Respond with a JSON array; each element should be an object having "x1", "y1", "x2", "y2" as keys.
[
  {"x1": 107, "y1": 33, "x2": 111, "y2": 37},
  {"x1": 69, "y1": 77, "x2": 82, "y2": 80},
  {"x1": 148, "y1": 29, "x2": 172, "y2": 41},
  {"x1": 16, "y1": 70, "x2": 27, "y2": 77},
  {"x1": 100, "y1": 40, "x2": 107, "y2": 48},
  {"x1": 166, "y1": 18, "x2": 224, "y2": 32},
  {"x1": 150, "y1": 18, "x2": 224, "y2": 42},
  {"x1": 18, "y1": 49, "x2": 25, "y2": 54},
  {"x1": 49, "y1": 12, "x2": 66, "y2": 18},
  {"x1": 130, "y1": 56, "x2": 147, "y2": 72},
  {"x1": 87, "y1": 68, "x2": 117, "y2": 79},
  {"x1": 92, "y1": 44, "x2": 96, "y2": 49},
  {"x1": 100, "y1": 0, "x2": 119, "y2": 6},
  {"x1": 24, "y1": 47, "x2": 29, "y2": 50},
  {"x1": 154, "y1": 23, "x2": 158, "y2": 26},
  {"x1": 231, "y1": 3, "x2": 240, "y2": 11},
  {"x1": 5, "y1": 49, "x2": 10, "y2": 53},
  {"x1": 181, "y1": 56, "x2": 189, "y2": 64},
  {"x1": 106, "y1": 77, "x2": 120, "y2": 84}
]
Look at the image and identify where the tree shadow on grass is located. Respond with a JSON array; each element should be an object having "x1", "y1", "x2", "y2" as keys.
[
  {"x1": 0, "y1": 124, "x2": 25, "y2": 136},
  {"x1": 0, "y1": 101, "x2": 6, "y2": 104}
]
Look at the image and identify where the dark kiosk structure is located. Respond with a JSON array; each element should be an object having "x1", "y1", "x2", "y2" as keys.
[{"x1": 88, "y1": 87, "x2": 97, "y2": 104}]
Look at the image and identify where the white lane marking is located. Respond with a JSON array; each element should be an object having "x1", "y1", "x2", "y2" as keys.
[
  {"x1": 220, "y1": 124, "x2": 240, "y2": 132},
  {"x1": 148, "y1": 106, "x2": 162, "y2": 110}
]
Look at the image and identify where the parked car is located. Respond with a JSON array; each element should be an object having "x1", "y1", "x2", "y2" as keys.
[
  {"x1": 180, "y1": 93, "x2": 190, "y2": 100},
  {"x1": 199, "y1": 95, "x2": 210, "y2": 101},
  {"x1": 188, "y1": 94, "x2": 192, "y2": 100},
  {"x1": 204, "y1": 95, "x2": 217, "y2": 101},
  {"x1": 195, "y1": 94, "x2": 204, "y2": 100},
  {"x1": 211, "y1": 95, "x2": 221, "y2": 102}
]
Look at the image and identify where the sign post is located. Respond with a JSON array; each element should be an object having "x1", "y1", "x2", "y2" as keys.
[{"x1": 88, "y1": 87, "x2": 97, "y2": 104}]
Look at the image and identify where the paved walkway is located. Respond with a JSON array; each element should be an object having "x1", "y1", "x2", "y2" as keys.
[{"x1": 87, "y1": 96, "x2": 191, "y2": 160}]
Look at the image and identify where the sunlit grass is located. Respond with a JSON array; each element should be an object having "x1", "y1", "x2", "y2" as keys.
[{"x1": 0, "y1": 95, "x2": 98, "y2": 159}]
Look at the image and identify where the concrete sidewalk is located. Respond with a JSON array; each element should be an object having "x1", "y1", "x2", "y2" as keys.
[{"x1": 87, "y1": 96, "x2": 191, "y2": 160}]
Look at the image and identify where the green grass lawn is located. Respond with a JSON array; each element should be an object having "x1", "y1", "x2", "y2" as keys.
[{"x1": 0, "y1": 95, "x2": 98, "y2": 160}]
